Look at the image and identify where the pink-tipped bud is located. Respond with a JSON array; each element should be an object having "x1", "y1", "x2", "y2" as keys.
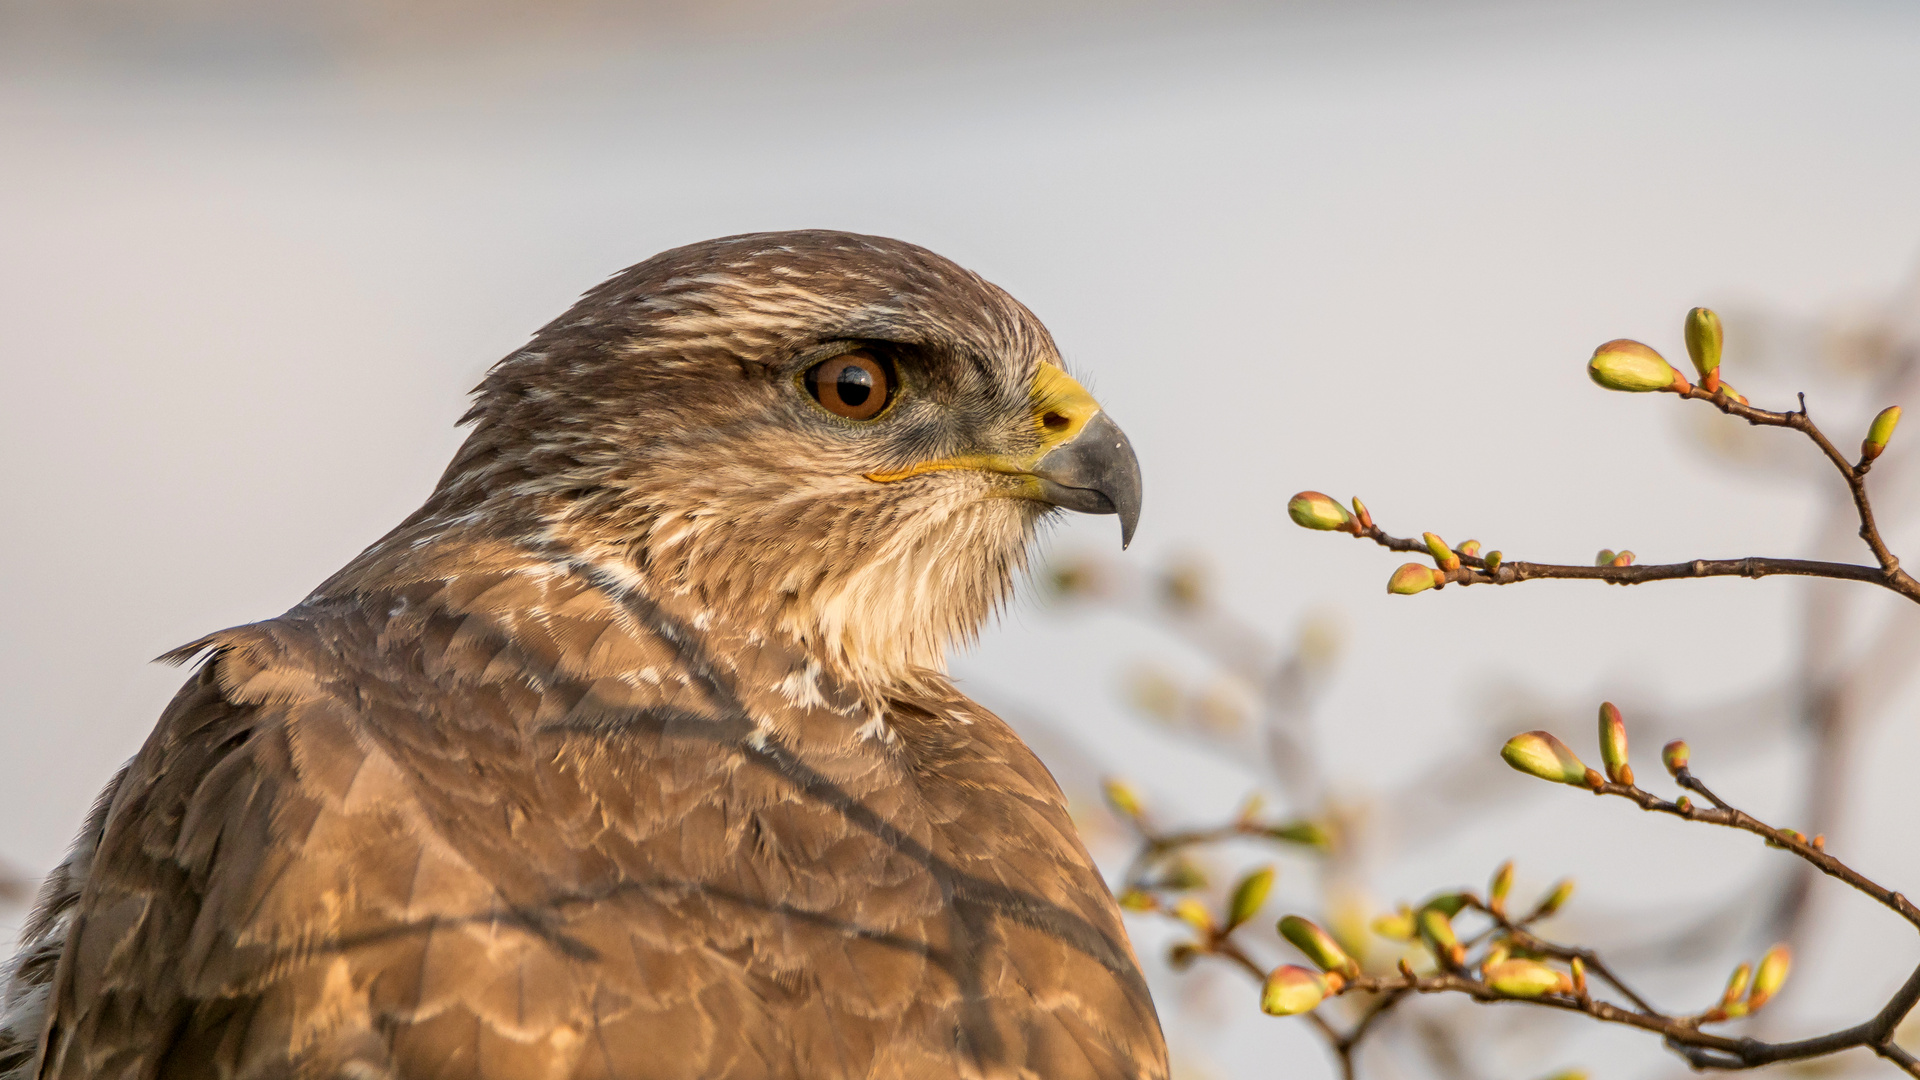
[
  {"x1": 1864, "y1": 405, "x2": 1902, "y2": 462},
  {"x1": 1590, "y1": 339, "x2": 1689, "y2": 393},
  {"x1": 1597, "y1": 702, "x2": 1632, "y2": 785},
  {"x1": 1289, "y1": 491, "x2": 1354, "y2": 531},
  {"x1": 1458, "y1": 540, "x2": 1482, "y2": 557},
  {"x1": 1485, "y1": 959, "x2": 1574, "y2": 997},
  {"x1": 1279, "y1": 915, "x2": 1360, "y2": 979},
  {"x1": 1748, "y1": 945, "x2": 1791, "y2": 1011},
  {"x1": 1350, "y1": 496, "x2": 1373, "y2": 530},
  {"x1": 1502, "y1": 731, "x2": 1591, "y2": 786},
  {"x1": 1226, "y1": 867, "x2": 1275, "y2": 931},
  {"x1": 1662, "y1": 740, "x2": 1690, "y2": 776},
  {"x1": 1610, "y1": 550, "x2": 1635, "y2": 567},
  {"x1": 1424, "y1": 532, "x2": 1461, "y2": 571},
  {"x1": 1388, "y1": 563, "x2": 1442, "y2": 595},
  {"x1": 1261, "y1": 965, "x2": 1329, "y2": 1015}
]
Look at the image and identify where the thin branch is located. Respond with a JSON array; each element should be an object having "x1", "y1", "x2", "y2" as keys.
[
  {"x1": 1328, "y1": 386, "x2": 1920, "y2": 604},
  {"x1": 1587, "y1": 771, "x2": 1920, "y2": 932},
  {"x1": 1325, "y1": 962, "x2": 1920, "y2": 1076}
]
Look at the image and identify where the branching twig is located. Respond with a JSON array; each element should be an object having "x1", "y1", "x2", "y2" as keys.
[
  {"x1": 1114, "y1": 740, "x2": 1920, "y2": 1075},
  {"x1": 1316, "y1": 385, "x2": 1920, "y2": 603}
]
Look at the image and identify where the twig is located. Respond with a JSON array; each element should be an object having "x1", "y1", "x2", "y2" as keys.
[
  {"x1": 1326, "y1": 962, "x2": 1920, "y2": 1075},
  {"x1": 1333, "y1": 387, "x2": 1920, "y2": 604},
  {"x1": 1587, "y1": 771, "x2": 1920, "y2": 932}
]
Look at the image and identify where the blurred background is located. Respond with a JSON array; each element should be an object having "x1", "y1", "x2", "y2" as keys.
[{"x1": 6, "y1": 1, "x2": 1920, "y2": 1076}]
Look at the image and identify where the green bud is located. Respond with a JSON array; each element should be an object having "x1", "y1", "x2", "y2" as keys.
[
  {"x1": 1570, "y1": 955, "x2": 1587, "y2": 995},
  {"x1": 1481, "y1": 942, "x2": 1510, "y2": 970},
  {"x1": 1749, "y1": 945, "x2": 1791, "y2": 1010},
  {"x1": 1676, "y1": 794, "x2": 1692, "y2": 811},
  {"x1": 1685, "y1": 307, "x2": 1724, "y2": 379},
  {"x1": 1715, "y1": 381, "x2": 1749, "y2": 406},
  {"x1": 1485, "y1": 958, "x2": 1573, "y2": 997},
  {"x1": 1589, "y1": 339, "x2": 1688, "y2": 393},
  {"x1": 1289, "y1": 491, "x2": 1354, "y2": 531},
  {"x1": 1266, "y1": 820, "x2": 1331, "y2": 849},
  {"x1": 1864, "y1": 405, "x2": 1902, "y2": 462},
  {"x1": 1371, "y1": 906, "x2": 1416, "y2": 942},
  {"x1": 1160, "y1": 858, "x2": 1207, "y2": 891},
  {"x1": 1484, "y1": 550, "x2": 1504, "y2": 571},
  {"x1": 1103, "y1": 777, "x2": 1145, "y2": 820},
  {"x1": 1350, "y1": 496, "x2": 1373, "y2": 530},
  {"x1": 1502, "y1": 731, "x2": 1591, "y2": 785},
  {"x1": 1260, "y1": 964, "x2": 1328, "y2": 1016},
  {"x1": 1418, "y1": 908, "x2": 1463, "y2": 966},
  {"x1": 1721, "y1": 962, "x2": 1752, "y2": 1007},
  {"x1": 1420, "y1": 892, "x2": 1471, "y2": 918},
  {"x1": 1279, "y1": 915, "x2": 1360, "y2": 979},
  {"x1": 1227, "y1": 867, "x2": 1276, "y2": 930},
  {"x1": 1662, "y1": 739, "x2": 1690, "y2": 776},
  {"x1": 1489, "y1": 860, "x2": 1515, "y2": 912},
  {"x1": 1117, "y1": 888, "x2": 1157, "y2": 913},
  {"x1": 1536, "y1": 878, "x2": 1576, "y2": 917},
  {"x1": 1424, "y1": 532, "x2": 1461, "y2": 571},
  {"x1": 1597, "y1": 702, "x2": 1632, "y2": 785},
  {"x1": 1388, "y1": 563, "x2": 1440, "y2": 595},
  {"x1": 1594, "y1": 549, "x2": 1616, "y2": 567},
  {"x1": 1173, "y1": 897, "x2": 1215, "y2": 936}
]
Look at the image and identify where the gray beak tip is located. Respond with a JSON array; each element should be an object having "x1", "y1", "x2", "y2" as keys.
[{"x1": 1029, "y1": 411, "x2": 1143, "y2": 551}]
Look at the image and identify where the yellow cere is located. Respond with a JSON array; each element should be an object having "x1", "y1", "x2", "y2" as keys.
[{"x1": 866, "y1": 362, "x2": 1104, "y2": 483}]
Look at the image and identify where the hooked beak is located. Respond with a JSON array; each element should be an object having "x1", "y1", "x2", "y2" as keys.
[
  {"x1": 865, "y1": 363, "x2": 1144, "y2": 549},
  {"x1": 1029, "y1": 409, "x2": 1142, "y2": 548}
]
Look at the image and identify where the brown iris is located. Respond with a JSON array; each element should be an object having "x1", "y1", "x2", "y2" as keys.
[{"x1": 805, "y1": 350, "x2": 895, "y2": 420}]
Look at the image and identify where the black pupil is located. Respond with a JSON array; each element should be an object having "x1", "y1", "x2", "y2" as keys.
[{"x1": 836, "y1": 365, "x2": 874, "y2": 406}]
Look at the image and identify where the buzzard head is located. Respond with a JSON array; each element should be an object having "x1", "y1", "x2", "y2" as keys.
[{"x1": 413, "y1": 230, "x2": 1141, "y2": 689}]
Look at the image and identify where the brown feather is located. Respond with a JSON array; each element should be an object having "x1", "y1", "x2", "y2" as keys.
[{"x1": 3, "y1": 231, "x2": 1167, "y2": 1080}]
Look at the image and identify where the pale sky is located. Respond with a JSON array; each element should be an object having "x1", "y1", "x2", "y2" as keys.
[{"x1": 6, "y1": 2, "x2": 1920, "y2": 1075}]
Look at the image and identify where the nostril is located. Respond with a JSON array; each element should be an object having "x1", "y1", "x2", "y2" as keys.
[{"x1": 1042, "y1": 411, "x2": 1070, "y2": 431}]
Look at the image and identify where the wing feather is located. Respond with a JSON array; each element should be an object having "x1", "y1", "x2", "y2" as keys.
[{"x1": 7, "y1": 568, "x2": 1166, "y2": 1080}]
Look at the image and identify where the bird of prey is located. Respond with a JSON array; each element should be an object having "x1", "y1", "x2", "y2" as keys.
[{"x1": 1, "y1": 231, "x2": 1164, "y2": 1080}]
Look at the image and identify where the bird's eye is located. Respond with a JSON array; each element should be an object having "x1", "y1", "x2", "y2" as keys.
[{"x1": 804, "y1": 350, "x2": 896, "y2": 421}]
